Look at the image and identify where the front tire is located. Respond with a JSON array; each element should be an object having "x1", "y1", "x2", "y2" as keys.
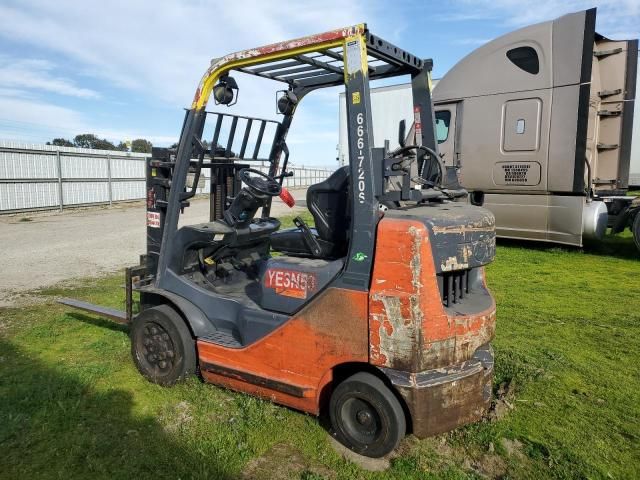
[
  {"x1": 329, "y1": 372, "x2": 406, "y2": 458},
  {"x1": 130, "y1": 304, "x2": 196, "y2": 386},
  {"x1": 632, "y1": 210, "x2": 640, "y2": 252}
]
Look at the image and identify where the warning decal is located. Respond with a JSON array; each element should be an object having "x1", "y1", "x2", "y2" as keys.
[
  {"x1": 501, "y1": 163, "x2": 531, "y2": 183},
  {"x1": 413, "y1": 106, "x2": 422, "y2": 142},
  {"x1": 264, "y1": 269, "x2": 317, "y2": 299},
  {"x1": 147, "y1": 211, "x2": 161, "y2": 228},
  {"x1": 345, "y1": 38, "x2": 362, "y2": 75},
  {"x1": 492, "y1": 161, "x2": 541, "y2": 186}
]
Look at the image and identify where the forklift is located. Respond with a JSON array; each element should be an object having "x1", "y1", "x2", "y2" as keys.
[{"x1": 61, "y1": 24, "x2": 497, "y2": 458}]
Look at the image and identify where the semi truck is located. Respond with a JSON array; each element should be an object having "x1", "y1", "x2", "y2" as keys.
[{"x1": 338, "y1": 8, "x2": 640, "y2": 250}]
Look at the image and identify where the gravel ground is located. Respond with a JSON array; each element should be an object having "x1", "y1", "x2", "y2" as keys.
[{"x1": 0, "y1": 191, "x2": 306, "y2": 307}]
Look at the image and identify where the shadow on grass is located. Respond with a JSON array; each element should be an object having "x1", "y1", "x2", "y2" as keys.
[
  {"x1": 0, "y1": 338, "x2": 232, "y2": 480},
  {"x1": 497, "y1": 232, "x2": 638, "y2": 261},
  {"x1": 583, "y1": 234, "x2": 639, "y2": 260},
  {"x1": 68, "y1": 312, "x2": 129, "y2": 334}
]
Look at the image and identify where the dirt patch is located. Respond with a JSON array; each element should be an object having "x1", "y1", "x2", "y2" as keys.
[
  {"x1": 408, "y1": 436, "x2": 508, "y2": 479},
  {"x1": 241, "y1": 443, "x2": 334, "y2": 480},
  {"x1": 328, "y1": 435, "x2": 391, "y2": 472},
  {"x1": 466, "y1": 452, "x2": 508, "y2": 479},
  {"x1": 487, "y1": 379, "x2": 516, "y2": 422},
  {"x1": 160, "y1": 401, "x2": 194, "y2": 434}
]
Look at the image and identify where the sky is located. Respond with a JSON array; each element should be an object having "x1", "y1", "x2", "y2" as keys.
[{"x1": 0, "y1": 0, "x2": 639, "y2": 168}]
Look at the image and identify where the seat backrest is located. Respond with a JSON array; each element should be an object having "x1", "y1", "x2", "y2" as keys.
[{"x1": 306, "y1": 166, "x2": 350, "y2": 244}]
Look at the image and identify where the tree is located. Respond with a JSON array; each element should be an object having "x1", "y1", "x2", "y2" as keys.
[
  {"x1": 47, "y1": 138, "x2": 74, "y2": 147},
  {"x1": 73, "y1": 133, "x2": 118, "y2": 151},
  {"x1": 131, "y1": 138, "x2": 153, "y2": 153},
  {"x1": 116, "y1": 141, "x2": 129, "y2": 152}
]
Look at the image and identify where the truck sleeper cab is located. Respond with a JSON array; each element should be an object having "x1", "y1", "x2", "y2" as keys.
[{"x1": 339, "y1": 8, "x2": 639, "y2": 249}]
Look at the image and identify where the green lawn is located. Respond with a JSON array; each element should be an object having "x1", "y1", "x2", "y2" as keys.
[{"x1": 1, "y1": 219, "x2": 639, "y2": 479}]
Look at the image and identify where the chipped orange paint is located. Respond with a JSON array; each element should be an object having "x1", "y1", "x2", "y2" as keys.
[
  {"x1": 197, "y1": 287, "x2": 368, "y2": 414},
  {"x1": 369, "y1": 217, "x2": 495, "y2": 372}
]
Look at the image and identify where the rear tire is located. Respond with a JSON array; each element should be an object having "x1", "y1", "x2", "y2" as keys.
[
  {"x1": 130, "y1": 304, "x2": 196, "y2": 386},
  {"x1": 633, "y1": 211, "x2": 640, "y2": 252},
  {"x1": 329, "y1": 372, "x2": 406, "y2": 458}
]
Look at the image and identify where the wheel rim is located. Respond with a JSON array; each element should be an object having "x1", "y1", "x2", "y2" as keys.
[
  {"x1": 339, "y1": 396, "x2": 383, "y2": 445},
  {"x1": 138, "y1": 321, "x2": 176, "y2": 373}
]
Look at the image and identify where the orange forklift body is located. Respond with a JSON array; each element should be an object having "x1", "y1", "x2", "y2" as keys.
[{"x1": 198, "y1": 216, "x2": 495, "y2": 437}]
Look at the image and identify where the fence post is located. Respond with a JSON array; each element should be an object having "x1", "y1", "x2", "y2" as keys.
[
  {"x1": 56, "y1": 149, "x2": 63, "y2": 212},
  {"x1": 106, "y1": 154, "x2": 113, "y2": 206}
]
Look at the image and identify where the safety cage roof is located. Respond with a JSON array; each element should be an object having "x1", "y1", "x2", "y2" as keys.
[{"x1": 230, "y1": 29, "x2": 431, "y2": 89}]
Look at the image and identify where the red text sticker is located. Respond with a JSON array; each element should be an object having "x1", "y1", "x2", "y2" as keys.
[{"x1": 264, "y1": 269, "x2": 317, "y2": 299}]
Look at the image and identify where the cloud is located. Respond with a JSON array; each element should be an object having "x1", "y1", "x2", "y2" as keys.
[
  {"x1": 0, "y1": 95, "x2": 180, "y2": 145},
  {"x1": 0, "y1": 96, "x2": 86, "y2": 141},
  {"x1": 0, "y1": 0, "x2": 388, "y2": 163},
  {"x1": 0, "y1": 57, "x2": 99, "y2": 99},
  {"x1": 0, "y1": 0, "x2": 373, "y2": 106}
]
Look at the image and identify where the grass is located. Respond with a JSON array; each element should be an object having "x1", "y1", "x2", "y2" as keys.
[{"x1": 1, "y1": 217, "x2": 639, "y2": 479}]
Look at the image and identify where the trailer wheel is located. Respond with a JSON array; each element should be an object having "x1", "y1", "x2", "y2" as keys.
[
  {"x1": 633, "y1": 211, "x2": 640, "y2": 252},
  {"x1": 130, "y1": 304, "x2": 196, "y2": 386},
  {"x1": 329, "y1": 372, "x2": 405, "y2": 458}
]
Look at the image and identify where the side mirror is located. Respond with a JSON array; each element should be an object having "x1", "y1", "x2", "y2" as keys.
[{"x1": 398, "y1": 119, "x2": 406, "y2": 148}]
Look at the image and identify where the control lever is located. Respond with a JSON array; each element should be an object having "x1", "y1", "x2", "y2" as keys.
[
  {"x1": 293, "y1": 216, "x2": 322, "y2": 257},
  {"x1": 274, "y1": 171, "x2": 294, "y2": 180}
]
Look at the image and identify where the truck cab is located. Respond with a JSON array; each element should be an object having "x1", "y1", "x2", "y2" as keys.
[
  {"x1": 433, "y1": 8, "x2": 637, "y2": 246},
  {"x1": 340, "y1": 8, "x2": 640, "y2": 249}
]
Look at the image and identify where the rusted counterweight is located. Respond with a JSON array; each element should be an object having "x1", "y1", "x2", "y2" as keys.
[{"x1": 369, "y1": 204, "x2": 496, "y2": 437}]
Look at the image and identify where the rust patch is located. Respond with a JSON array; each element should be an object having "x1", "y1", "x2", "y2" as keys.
[
  {"x1": 430, "y1": 213, "x2": 495, "y2": 236},
  {"x1": 441, "y1": 255, "x2": 469, "y2": 272},
  {"x1": 395, "y1": 362, "x2": 493, "y2": 438},
  {"x1": 408, "y1": 225, "x2": 424, "y2": 290},
  {"x1": 371, "y1": 294, "x2": 419, "y2": 370},
  {"x1": 370, "y1": 216, "x2": 496, "y2": 372},
  {"x1": 193, "y1": 25, "x2": 364, "y2": 107}
]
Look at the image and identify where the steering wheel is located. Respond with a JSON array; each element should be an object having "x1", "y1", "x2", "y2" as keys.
[
  {"x1": 239, "y1": 168, "x2": 281, "y2": 197},
  {"x1": 388, "y1": 144, "x2": 445, "y2": 185}
]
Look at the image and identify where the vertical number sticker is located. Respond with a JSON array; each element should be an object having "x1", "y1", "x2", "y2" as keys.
[{"x1": 356, "y1": 112, "x2": 365, "y2": 204}]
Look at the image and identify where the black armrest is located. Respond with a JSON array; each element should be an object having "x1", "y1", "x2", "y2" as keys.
[{"x1": 293, "y1": 216, "x2": 322, "y2": 257}]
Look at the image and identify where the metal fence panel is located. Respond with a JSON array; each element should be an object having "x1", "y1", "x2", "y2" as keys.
[
  {"x1": 112, "y1": 181, "x2": 146, "y2": 201},
  {"x1": 111, "y1": 158, "x2": 145, "y2": 178},
  {"x1": 0, "y1": 141, "x2": 334, "y2": 214},
  {"x1": 61, "y1": 156, "x2": 109, "y2": 178},
  {"x1": 0, "y1": 182, "x2": 59, "y2": 210},
  {"x1": 62, "y1": 181, "x2": 110, "y2": 205},
  {"x1": 0, "y1": 151, "x2": 57, "y2": 179}
]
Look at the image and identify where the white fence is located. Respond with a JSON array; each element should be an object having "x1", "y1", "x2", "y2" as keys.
[{"x1": 0, "y1": 141, "x2": 333, "y2": 213}]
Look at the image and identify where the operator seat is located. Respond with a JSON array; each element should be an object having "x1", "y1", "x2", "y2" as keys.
[{"x1": 270, "y1": 166, "x2": 350, "y2": 258}]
